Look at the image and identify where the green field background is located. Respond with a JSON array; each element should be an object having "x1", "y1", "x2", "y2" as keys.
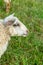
[{"x1": 0, "y1": 0, "x2": 43, "y2": 65}]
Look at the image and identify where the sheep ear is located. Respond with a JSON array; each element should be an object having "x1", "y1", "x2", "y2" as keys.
[{"x1": 3, "y1": 13, "x2": 15, "y2": 26}]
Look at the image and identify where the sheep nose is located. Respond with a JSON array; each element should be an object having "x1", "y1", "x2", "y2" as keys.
[
  {"x1": 23, "y1": 30, "x2": 28, "y2": 35},
  {"x1": 25, "y1": 30, "x2": 28, "y2": 35},
  {"x1": 26, "y1": 30, "x2": 28, "y2": 33}
]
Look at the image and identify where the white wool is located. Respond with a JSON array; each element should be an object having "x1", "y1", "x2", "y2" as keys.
[
  {"x1": 0, "y1": 22, "x2": 10, "y2": 57},
  {"x1": 0, "y1": 41, "x2": 8, "y2": 58}
]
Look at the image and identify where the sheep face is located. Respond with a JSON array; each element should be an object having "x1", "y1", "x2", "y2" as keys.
[
  {"x1": 9, "y1": 21, "x2": 28, "y2": 37},
  {"x1": 0, "y1": 14, "x2": 28, "y2": 58},
  {"x1": 3, "y1": 14, "x2": 28, "y2": 37}
]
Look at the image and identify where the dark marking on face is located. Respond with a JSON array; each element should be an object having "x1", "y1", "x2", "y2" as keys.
[
  {"x1": 7, "y1": 20, "x2": 14, "y2": 25},
  {"x1": 5, "y1": 19, "x2": 16, "y2": 26},
  {"x1": 13, "y1": 23, "x2": 20, "y2": 27}
]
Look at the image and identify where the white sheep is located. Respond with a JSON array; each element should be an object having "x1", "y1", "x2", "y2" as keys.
[{"x1": 0, "y1": 14, "x2": 28, "y2": 58}]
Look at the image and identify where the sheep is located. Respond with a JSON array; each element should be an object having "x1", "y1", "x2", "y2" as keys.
[{"x1": 0, "y1": 14, "x2": 28, "y2": 58}]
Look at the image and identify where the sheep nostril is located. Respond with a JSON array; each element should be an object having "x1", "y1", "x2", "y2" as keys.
[
  {"x1": 23, "y1": 31, "x2": 28, "y2": 35},
  {"x1": 26, "y1": 30, "x2": 28, "y2": 33}
]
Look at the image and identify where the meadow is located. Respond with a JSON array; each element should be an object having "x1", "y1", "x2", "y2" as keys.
[{"x1": 0, "y1": 0, "x2": 43, "y2": 65}]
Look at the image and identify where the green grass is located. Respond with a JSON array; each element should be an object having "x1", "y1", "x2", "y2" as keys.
[{"x1": 0, "y1": 0, "x2": 43, "y2": 65}]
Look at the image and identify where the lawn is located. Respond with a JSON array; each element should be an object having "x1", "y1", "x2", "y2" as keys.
[{"x1": 0, "y1": 0, "x2": 43, "y2": 65}]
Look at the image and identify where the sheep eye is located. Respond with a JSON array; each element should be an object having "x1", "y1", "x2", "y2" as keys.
[{"x1": 13, "y1": 23, "x2": 20, "y2": 27}]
